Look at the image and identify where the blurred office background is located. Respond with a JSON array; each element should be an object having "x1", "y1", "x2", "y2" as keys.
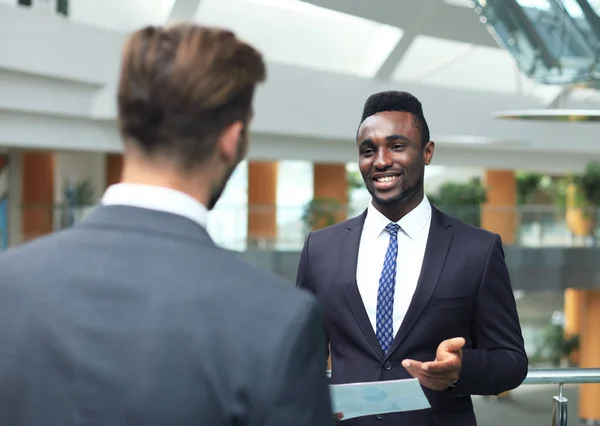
[{"x1": 1, "y1": 0, "x2": 600, "y2": 424}]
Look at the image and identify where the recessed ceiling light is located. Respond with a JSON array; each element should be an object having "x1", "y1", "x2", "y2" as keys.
[{"x1": 494, "y1": 109, "x2": 600, "y2": 122}]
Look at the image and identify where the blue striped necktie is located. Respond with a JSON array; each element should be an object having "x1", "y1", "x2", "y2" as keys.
[{"x1": 376, "y1": 222, "x2": 400, "y2": 353}]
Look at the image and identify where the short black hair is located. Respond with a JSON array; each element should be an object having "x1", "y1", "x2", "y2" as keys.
[{"x1": 358, "y1": 90, "x2": 430, "y2": 146}]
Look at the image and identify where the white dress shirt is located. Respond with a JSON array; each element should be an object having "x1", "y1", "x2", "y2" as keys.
[
  {"x1": 356, "y1": 195, "x2": 432, "y2": 337},
  {"x1": 101, "y1": 183, "x2": 209, "y2": 228}
]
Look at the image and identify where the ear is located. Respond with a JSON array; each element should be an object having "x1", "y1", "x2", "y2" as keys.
[
  {"x1": 423, "y1": 141, "x2": 435, "y2": 166},
  {"x1": 216, "y1": 120, "x2": 244, "y2": 163}
]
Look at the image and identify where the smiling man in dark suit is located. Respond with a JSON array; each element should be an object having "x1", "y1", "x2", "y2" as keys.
[{"x1": 296, "y1": 91, "x2": 528, "y2": 425}]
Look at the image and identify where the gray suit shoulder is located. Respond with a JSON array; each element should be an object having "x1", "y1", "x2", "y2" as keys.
[{"x1": 222, "y1": 249, "x2": 319, "y2": 308}]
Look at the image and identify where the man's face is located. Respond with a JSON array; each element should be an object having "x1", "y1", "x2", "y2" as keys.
[{"x1": 357, "y1": 111, "x2": 434, "y2": 209}]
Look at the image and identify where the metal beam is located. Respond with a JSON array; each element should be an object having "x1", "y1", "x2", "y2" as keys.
[
  {"x1": 303, "y1": 0, "x2": 498, "y2": 48},
  {"x1": 375, "y1": 0, "x2": 442, "y2": 80},
  {"x1": 167, "y1": 0, "x2": 202, "y2": 23}
]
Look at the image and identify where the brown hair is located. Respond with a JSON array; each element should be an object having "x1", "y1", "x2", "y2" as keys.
[{"x1": 117, "y1": 23, "x2": 266, "y2": 167}]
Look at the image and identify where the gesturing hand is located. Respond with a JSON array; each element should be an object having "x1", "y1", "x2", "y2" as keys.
[{"x1": 401, "y1": 337, "x2": 465, "y2": 391}]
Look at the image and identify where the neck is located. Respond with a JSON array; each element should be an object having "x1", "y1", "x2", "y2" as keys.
[
  {"x1": 120, "y1": 156, "x2": 211, "y2": 207},
  {"x1": 373, "y1": 191, "x2": 424, "y2": 222}
]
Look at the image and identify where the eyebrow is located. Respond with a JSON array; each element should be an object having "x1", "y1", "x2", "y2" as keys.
[{"x1": 358, "y1": 134, "x2": 409, "y2": 146}]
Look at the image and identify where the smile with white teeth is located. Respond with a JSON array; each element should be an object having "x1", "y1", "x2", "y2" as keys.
[
  {"x1": 375, "y1": 175, "x2": 398, "y2": 182},
  {"x1": 372, "y1": 174, "x2": 401, "y2": 190}
]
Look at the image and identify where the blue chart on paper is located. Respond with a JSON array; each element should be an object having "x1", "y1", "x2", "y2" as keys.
[
  {"x1": 361, "y1": 387, "x2": 388, "y2": 402},
  {"x1": 330, "y1": 378, "x2": 430, "y2": 420}
]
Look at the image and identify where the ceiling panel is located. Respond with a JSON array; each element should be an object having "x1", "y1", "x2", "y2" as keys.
[
  {"x1": 69, "y1": 0, "x2": 174, "y2": 32},
  {"x1": 195, "y1": 0, "x2": 403, "y2": 78},
  {"x1": 392, "y1": 35, "x2": 561, "y2": 100}
]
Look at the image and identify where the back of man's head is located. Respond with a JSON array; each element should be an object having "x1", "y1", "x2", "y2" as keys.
[{"x1": 117, "y1": 23, "x2": 266, "y2": 169}]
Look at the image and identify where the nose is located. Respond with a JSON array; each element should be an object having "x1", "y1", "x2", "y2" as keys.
[{"x1": 373, "y1": 148, "x2": 393, "y2": 170}]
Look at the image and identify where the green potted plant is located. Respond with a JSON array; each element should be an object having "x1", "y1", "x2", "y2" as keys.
[
  {"x1": 60, "y1": 178, "x2": 96, "y2": 228},
  {"x1": 301, "y1": 198, "x2": 343, "y2": 232},
  {"x1": 427, "y1": 178, "x2": 487, "y2": 227},
  {"x1": 517, "y1": 172, "x2": 546, "y2": 205},
  {"x1": 565, "y1": 161, "x2": 600, "y2": 239},
  {"x1": 532, "y1": 322, "x2": 579, "y2": 367}
]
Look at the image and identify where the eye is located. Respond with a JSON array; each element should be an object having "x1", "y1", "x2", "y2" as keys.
[
  {"x1": 361, "y1": 148, "x2": 375, "y2": 156},
  {"x1": 392, "y1": 144, "x2": 404, "y2": 150}
]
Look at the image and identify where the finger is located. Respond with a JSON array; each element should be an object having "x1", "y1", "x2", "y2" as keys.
[
  {"x1": 404, "y1": 366, "x2": 458, "y2": 389},
  {"x1": 416, "y1": 365, "x2": 460, "y2": 381},
  {"x1": 335, "y1": 413, "x2": 344, "y2": 421},
  {"x1": 402, "y1": 359, "x2": 423, "y2": 370},
  {"x1": 402, "y1": 360, "x2": 425, "y2": 380},
  {"x1": 438, "y1": 337, "x2": 466, "y2": 354},
  {"x1": 422, "y1": 357, "x2": 461, "y2": 374},
  {"x1": 418, "y1": 375, "x2": 456, "y2": 391}
]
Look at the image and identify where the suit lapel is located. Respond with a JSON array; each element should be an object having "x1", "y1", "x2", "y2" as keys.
[
  {"x1": 339, "y1": 210, "x2": 386, "y2": 360},
  {"x1": 386, "y1": 206, "x2": 453, "y2": 358}
]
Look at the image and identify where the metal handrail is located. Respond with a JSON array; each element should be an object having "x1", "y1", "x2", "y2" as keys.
[
  {"x1": 523, "y1": 368, "x2": 600, "y2": 385},
  {"x1": 326, "y1": 368, "x2": 600, "y2": 426},
  {"x1": 326, "y1": 368, "x2": 600, "y2": 383}
]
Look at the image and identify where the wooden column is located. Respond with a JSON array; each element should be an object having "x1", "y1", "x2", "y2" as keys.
[
  {"x1": 313, "y1": 163, "x2": 347, "y2": 370},
  {"x1": 579, "y1": 290, "x2": 600, "y2": 421},
  {"x1": 564, "y1": 288, "x2": 584, "y2": 365},
  {"x1": 481, "y1": 170, "x2": 517, "y2": 244},
  {"x1": 247, "y1": 161, "x2": 278, "y2": 245},
  {"x1": 21, "y1": 152, "x2": 54, "y2": 242},
  {"x1": 105, "y1": 153, "x2": 123, "y2": 188},
  {"x1": 312, "y1": 163, "x2": 348, "y2": 230}
]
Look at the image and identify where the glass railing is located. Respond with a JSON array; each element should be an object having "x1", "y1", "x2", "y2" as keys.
[{"x1": 3, "y1": 203, "x2": 600, "y2": 252}]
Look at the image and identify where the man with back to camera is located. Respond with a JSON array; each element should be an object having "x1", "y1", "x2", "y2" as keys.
[
  {"x1": 0, "y1": 23, "x2": 333, "y2": 426},
  {"x1": 296, "y1": 90, "x2": 528, "y2": 425}
]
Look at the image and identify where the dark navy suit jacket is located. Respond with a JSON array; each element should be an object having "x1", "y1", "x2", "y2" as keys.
[{"x1": 296, "y1": 205, "x2": 528, "y2": 426}]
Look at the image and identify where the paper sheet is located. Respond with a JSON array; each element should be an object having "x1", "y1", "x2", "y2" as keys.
[{"x1": 329, "y1": 378, "x2": 430, "y2": 420}]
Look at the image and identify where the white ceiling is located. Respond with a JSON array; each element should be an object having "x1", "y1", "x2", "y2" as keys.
[
  {"x1": 195, "y1": 0, "x2": 403, "y2": 78},
  {"x1": 3, "y1": 0, "x2": 600, "y2": 171},
  {"x1": 58, "y1": 0, "x2": 574, "y2": 102}
]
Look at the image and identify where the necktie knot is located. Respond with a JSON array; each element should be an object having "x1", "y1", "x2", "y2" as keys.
[{"x1": 385, "y1": 223, "x2": 400, "y2": 237}]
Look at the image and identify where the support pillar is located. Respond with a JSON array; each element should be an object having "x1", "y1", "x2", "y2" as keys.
[
  {"x1": 7, "y1": 151, "x2": 23, "y2": 247},
  {"x1": 247, "y1": 161, "x2": 277, "y2": 247},
  {"x1": 312, "y1": 163, "x2": 347, "y2": 230},
  {"x1": 564, "y1": 288, "x2": 584, "y2": 365},
  {"x1": 481, "y1": 170, "x2": 517, "y2": 244},
  {"x1": 579, "y1": 290, "x2": 600, "y2": 422},
  {"x1": 105, "y1": 153, "x2": 123, "y2": 188},
  {"x1": 21, "y1": 151, "x2": 54, "y2": 242},
  {"x1": 313, "y1": 163, "x2": 347, "y2": 369}
]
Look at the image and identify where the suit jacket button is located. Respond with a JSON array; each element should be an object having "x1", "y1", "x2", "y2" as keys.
[
  {"x1": 383, "y1": 361, "x2": 392, "y2": 371},
  {"x1": 376, "y1": 414, "x2": 384, "y2": 420}
]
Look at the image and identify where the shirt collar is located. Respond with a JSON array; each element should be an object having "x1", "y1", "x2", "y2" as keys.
[
  {"x1": 101, "y1": 183, "x2": 209, "y2": 228},
  {"x1": 364, "y1": 195, "x2": 432, "y2": 240}
]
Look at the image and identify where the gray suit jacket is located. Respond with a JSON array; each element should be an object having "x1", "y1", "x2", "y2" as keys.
[{"x1": 0, "y1": 205, "x2": 333, "y2": 426}]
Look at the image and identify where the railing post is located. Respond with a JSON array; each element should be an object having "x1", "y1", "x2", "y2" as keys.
[{"x1": 552, "y1": 383, "x2": 568, "y2": 426}]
